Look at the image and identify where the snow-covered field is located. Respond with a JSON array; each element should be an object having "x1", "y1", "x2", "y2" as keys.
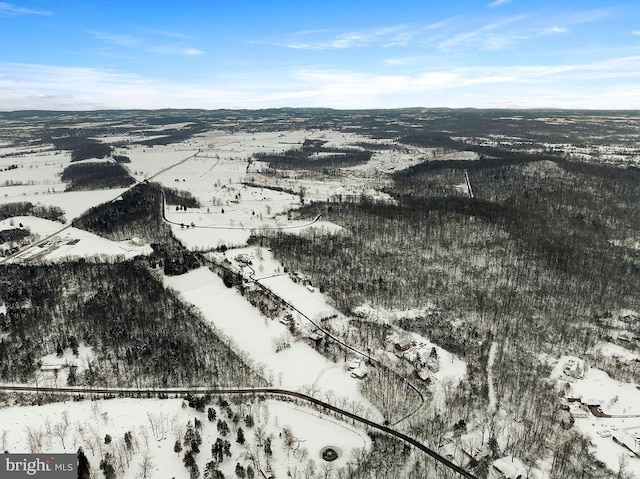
[
  {"x1": 0, "y1": 396, "x2": 370, "y2": 479},
  {"x1": 163, "y1": 267, "x2": 382, "y2": 421},
  {"x1": 0, "y1": 188, "x2": 129, "y2": 225}
]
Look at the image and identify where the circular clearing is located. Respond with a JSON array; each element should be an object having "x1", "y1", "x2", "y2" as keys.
[{"x1": 320, "y1": 446, "x2": 342, "y2": 462}]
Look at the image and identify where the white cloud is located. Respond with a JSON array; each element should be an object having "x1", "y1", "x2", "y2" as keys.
[
  {"x1": 566, "y1": 8, "x2": 614, "y2": 25},
  {"x1": 543, "y1": 26, "x2": 569, "y2": 34},
  {"x1": 182, "y1": 48, "x2": 203, "y2": 56},
  {"x1": 86, "y1": 30, "x2": 139, "y2": 48},
  {"x1": 632, "y1": 31, "x2": 640, "y2": 36},
  {"x1": 269, "y1": 24, "x2": 413, "y2": 50},
  {"x1": 0, "y1": 2, "x2": 52, "y2": 16},
  {"x1": 142, "y1": 29, "x2": 193, "y2": 40},
  {"x1": 489, "y1": 0, "x2": 513, "y2": 8},
  {"x1": 86, "y1": 29, "x2": 204, "y2": 56},
  {"x1": 436, "y1": 14, "x2": 528, "y2": 51},
  {"x1": 2, "y1": 56, "x2": 640, "y2": 111}
]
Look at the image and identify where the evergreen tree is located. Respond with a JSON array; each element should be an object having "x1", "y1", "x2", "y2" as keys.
[
  {"x1": 243, "y1": 415, "x2": 254, "y2": 428},
  {"x1": 236, "y1": 427, "x2": 245, "y2": 445},
  {"x1": 67, "y1": 366, "x2": 77, "y2": 386},
  {"x1": 264, "y1": 437, "x2": 272, "y2": 456},
  {"x1": 99, "y1": 453, "x2": 116, "y2": 479},
  {"x1": 77, "y1": 447, "x2": 90, "y2": 479},
  {"x1": 208, "y1": 407, "x2": 216, "y2": 422}
]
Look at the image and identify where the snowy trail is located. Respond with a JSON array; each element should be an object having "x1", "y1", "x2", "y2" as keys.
[{"x1": 487, "y1": 341, "x2": 498, "y2": 413}]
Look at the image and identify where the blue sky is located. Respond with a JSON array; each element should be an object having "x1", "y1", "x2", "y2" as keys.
[{"x1": 1, "y1": 0, "x2": 639, "y2": 110}]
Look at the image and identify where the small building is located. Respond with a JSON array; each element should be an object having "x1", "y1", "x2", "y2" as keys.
[
  {"x1": 234, "y1": 254, "x2": 252, "y2": 265},
  {"x1": 618, "y1": 331, "x2": 633, "y2": 343},
  {"x1": 347, "y1": 358, "x2": 362, "y2": 370},
  {"x1": 307, "y1": 331, "x2": 324, "y2": 344},
  {"x1": 563, "y1": 359, "x2": 585, "y2": 379},
  {"x1": 350, "y1": 367, "x2": 368, "y2": 379},
  {"x1": 417, "y1": 369, "x2": 432, "y2": 383},
  {"x1": 568, "y1": 403, "x2": 589, "y2": 419},
  {"x1": 427, "y1": 356, "x2": 440, "y2": 373},
  {"x1": 394, "y1": 338, "x2": 413, "y2": 353}
]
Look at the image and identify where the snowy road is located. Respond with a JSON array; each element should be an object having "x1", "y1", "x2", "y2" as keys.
[{"x1": 0, "y1": 384, "x2": 477, "y2": 479}]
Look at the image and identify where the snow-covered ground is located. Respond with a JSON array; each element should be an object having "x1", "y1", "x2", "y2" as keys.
[
  {"x1": 552, "y1": 356, "x2": 640, "y2": 477},
  {"x1": 0, "y1": 149, "x2": 68, "y2": 189},
  {"x1": 0, "y1": 216, "x2": 152, "y2": 262},
  {"x1": 0, "y1": 396, "x2": 370, "y2": 479},
  {"x1": 597, "y1": 342, "x2": 640, "y2": 363},
  {"x1": 0, "y1": 188, "x2": 129, "y2": 225},
  {"x1": 163, "y1": 267, "x2": 381, "y2": 421}
]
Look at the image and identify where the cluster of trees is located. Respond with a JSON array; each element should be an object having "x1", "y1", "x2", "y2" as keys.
[
  {"x1": 0, "y1": 227, "x2": 29, "y2": 244},
  {"x1": 254, "y1": 142, "x2": 373, "y2": 170},
  {"x1": 255, "y1": 141, "x2": 639, "y2": 476},
  {"x1": 176, "y1": 396, "x2": 260, "y2": 479},
  {"x1": 73, "y1": 182, "x2": 204, "y2": 275},
  {"x1": 137, "y1": 124, "x2": 207, "y2": 147},
  {"x1": 45, "y1": 134, "x2": 113, "y2": 162},
  {"x1": 61, "y1": 162, "x2": 134, "y2": 191},
  {"x1": 74, "y1": 183, "x2": 167, "y2": 242},
  {"x1": 162, "y1": 184, "x2": 201, "y2": 209},
  {"x1": 0, "y1": 260, "x2": 264, "y2": 386},
  {"x1": 0, "y1": 201, "x2": 65, "y2": 222}
]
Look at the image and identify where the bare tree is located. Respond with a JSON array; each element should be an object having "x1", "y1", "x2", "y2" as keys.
[
  {"x1": 43, "y1": 417, "x2": 54, "y2": 449},
  {"x1": 54, "y1": 420, "x2": 69, "y2": 449},
  {"x1": 25, "y1": 426, "x2": 43, "y2": 453},
  {"x1": 137, "y1": 451, "x2": 154, "y2": 479}
]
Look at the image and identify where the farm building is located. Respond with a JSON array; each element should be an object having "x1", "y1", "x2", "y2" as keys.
[{"x1": 394, "y1": 338, "x2": 413, "y2": 353}]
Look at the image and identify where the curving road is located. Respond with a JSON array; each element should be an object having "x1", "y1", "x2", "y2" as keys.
[
  {"x1": 244, "y1": 270, "x2": 427, "y2": 426},
  {"x1": 222, "y1": 256, "x2": 426, "y2": 426},
  {"x1": 0, "y1": 384, "x2": 477, "y2": 479}
]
